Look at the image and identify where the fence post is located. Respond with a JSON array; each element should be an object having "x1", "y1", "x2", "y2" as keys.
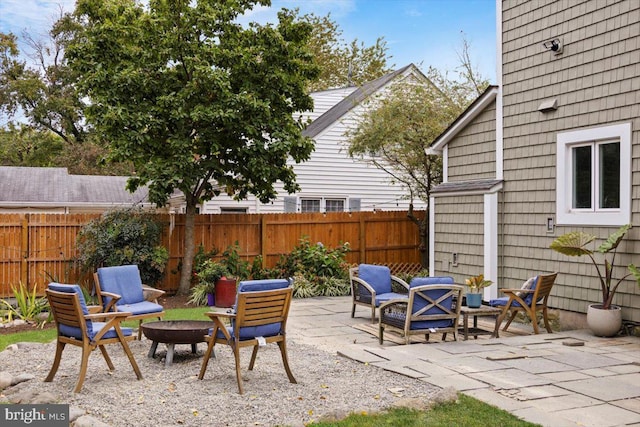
[
  {"x1": 359, "y1": 214, "x2": 366, "y2": 263},
  {"x1": 261, "y1": 215, "x2": 267, "y2": 263},
  {"x1": 21, "y1": 214, "x2": 28, "y2": 287}
]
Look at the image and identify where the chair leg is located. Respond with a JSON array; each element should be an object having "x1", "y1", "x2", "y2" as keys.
[
  {"x1": 351, "y1": 302, "x2": 356, "y2": 318},
  {"x1": 45, "y1": 341, "x2": 65, "y2": 382},
  {"x1": 277, "y1": 340, "x2": 297, "y2": 384},
  {"x1": 198, "y1": 337, "x2": 216, "y2": 380},
  {"x1": 137, "y1": 320, "x2": 143, "y2": 340},
  {"x1": 248, "y1": 345, "x2": 259, "y2": 371},
  {"x1": 529, "y1": 309, "x2": 540, "y2": 334},
  {"x1": 116, "y1": 331, "x2": 143, "y2": 381},
  {"x1": 232, "y1": 344, "x2": 244, "y2": 395},
  {"x1": 371, "y1": 305, "x2": 376, "y2": 323},
  {"x1": 98, "y1": 345, "x2": 115, "y2": 370},
  {"x1": 378, "y1": 325, "x2": 384, "y2": 344},
  {"x1": 542, "y1": 307, "x2": 553, "y2": 333},
  {"x1": 441, "y1": 332, "x2": 447, "y2": 341},
  {"x1": 502, "y1": 310, "x2": 517, "y2": 331},
  {"x1": 74, "y1": 345, "x2": 92, "y2": 393}
]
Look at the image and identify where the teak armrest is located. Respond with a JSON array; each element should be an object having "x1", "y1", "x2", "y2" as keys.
[
  {"x1": 204, "y1": 311, "x2": 236, "y2": 320},
  {"x1": 501, "y1": 288, "x2": 534, "y2": 294},
  {"x1": 85, "y1": 311, "x2": 132, "y2": 321}
]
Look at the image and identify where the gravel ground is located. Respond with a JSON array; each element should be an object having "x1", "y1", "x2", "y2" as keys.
[{"x1": 1, "y1": 336, "x2": 440, "y2": 426}]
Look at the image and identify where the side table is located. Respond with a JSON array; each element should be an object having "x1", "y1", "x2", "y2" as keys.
[{"x1": 459, "y1": 305, "x2": 502, "y2": 340}]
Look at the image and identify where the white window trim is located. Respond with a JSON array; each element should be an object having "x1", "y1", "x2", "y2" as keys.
[
  {"x1": 556, "y1": 123, "x2": 631, "y2": 226},
  {"x1": 299, "y1": 197, "x2": 347, "y2": 213}
]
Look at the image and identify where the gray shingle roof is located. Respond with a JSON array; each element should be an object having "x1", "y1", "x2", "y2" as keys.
[
  {"x1": 0, "y1": 166, "x2": 150, "y2": 206},
  {"x1": 302, "y1": 64, "x2": 415, "y2": 138},
  {"x1": 431, "y1": 179, "x2": 504, "y2": 195}
]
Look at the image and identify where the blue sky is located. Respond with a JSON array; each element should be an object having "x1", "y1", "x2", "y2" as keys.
[{"x1": 0, "y1": 0, "x2": 497, "y2": 81}]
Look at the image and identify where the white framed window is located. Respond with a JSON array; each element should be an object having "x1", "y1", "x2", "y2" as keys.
[
  {"x1": 556, "y1": 123, "x2": 631, "y2": 226},
  {"x1": 299, "y1": 197, "x2": 346, "y2": 213},
  {"x1": 220, "y1": 207, "x2": 248, "y2": 214}
]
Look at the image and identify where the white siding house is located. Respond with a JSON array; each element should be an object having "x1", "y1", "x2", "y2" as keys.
[{"x1": 200, "y1": 64, "x2": 430, "y2": 214}]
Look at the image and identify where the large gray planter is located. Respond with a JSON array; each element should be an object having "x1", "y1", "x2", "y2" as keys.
[{"x1": 586, "y1": 304, "x2": 622, "y2": 337}]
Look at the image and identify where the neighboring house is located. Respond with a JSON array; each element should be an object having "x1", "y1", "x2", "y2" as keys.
[
  {"x1": 429, "y1": 0, "x2": 640, "y2": 323},
  {"x1": 200, "y1": 64, "x2": 430, "y2": 214},
  {"x1": 0, "y1": 166, "x2": 157, "y2": 213}
]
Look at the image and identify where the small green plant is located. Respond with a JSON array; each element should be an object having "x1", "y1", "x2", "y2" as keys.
[
  {"x1": 189, "y1": 260, "x2": 229, "y2": 306},
  {"x1": 220, "y1": 241, "x2": 250, "y2": 280},
  {"x1": 465, "y1": 274, "x2": 493, "y2": 293},
  {"x1": 0, "y1": 283, "x2": 49, "y2": 326}
]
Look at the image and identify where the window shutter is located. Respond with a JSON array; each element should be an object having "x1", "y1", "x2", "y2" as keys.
[
  {"x1": 284, "y1": 197, "x2": 297, "y2": 213},
  {"x1": 349, "y1": 198, "x2": 361, "y2": 212}
]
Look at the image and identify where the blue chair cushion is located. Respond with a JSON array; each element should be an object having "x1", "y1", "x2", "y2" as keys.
[
  {"x1": 90, "y1": 322, "x2": 134, "y2": 340},
  {"x1": 97, "y1": 265, "x2": 145, "y2": 306},
  {"x1": 237, "y1": 279, "x2": 290, "y2": 293},
  {"x1": 409, "y1": 276, "x2": 454, "y2": 287},
  {"x1": 117, "y1": 301, "x2": 163, "y2": 316},
  {"x1": 375, "y1": 292, "x2": 407, "y2": 306},
  {"x1": 411, "y1": 287, "x2": 455, "y2": 329},
  {"x1": 359, "y1": 264, "x2": 392, "y2": 295},
  {"x1": 216, "y1": 323, "x2": 282, "y2": 341},
  {"x1": 490, "y1": 276, "x2": 540, "y2": 307},
  {"x1": 48, "y1": 283, "x2": 93, "y2": 338}
]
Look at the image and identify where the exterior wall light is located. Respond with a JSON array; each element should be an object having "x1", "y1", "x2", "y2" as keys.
[{"x1": 543, "y1": 38, "x2": 563, "y2": 55}]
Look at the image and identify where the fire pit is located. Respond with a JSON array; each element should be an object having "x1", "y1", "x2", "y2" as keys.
[{"x1": 141, "y1": 320, "x2": 212, "y2": 367}]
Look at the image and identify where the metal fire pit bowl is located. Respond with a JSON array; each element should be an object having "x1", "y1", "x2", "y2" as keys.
[{"x1": 141, "y1": 320, "x2": 212, "y2": 366}]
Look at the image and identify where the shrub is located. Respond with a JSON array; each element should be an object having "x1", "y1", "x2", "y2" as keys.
[
  {"x1": 0, "y1": 283, "x2": 50, "y2": 326},
  {"x1": 76, "y1": 208, "x2": 169, "y2": 285},
  {"x1": 275, "y1": 237, "x2": 351, "y2": 298}
]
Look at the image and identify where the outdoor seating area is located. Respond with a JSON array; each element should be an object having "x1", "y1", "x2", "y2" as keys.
[{"x1": 349, "y1": 263, "x2": 410, "y2": 323}]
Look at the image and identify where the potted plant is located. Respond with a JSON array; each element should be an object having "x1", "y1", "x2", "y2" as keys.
[
  {"x1": 550, "y1": 223, "x2": 640, "y2": 337},
  {"x1": 188, "y1": 260, "x2": 229, "y2": 306},
  {"x1": 464, "y1": 274, "x2": 493, "y2": 308}
]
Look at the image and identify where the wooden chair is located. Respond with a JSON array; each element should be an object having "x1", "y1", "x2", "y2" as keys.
[
  {"x1": 349, "y1": 264, "x2": 410, "y2": 323},
  {"x1": 198, "y1": 279, "x2": 296, "y2": 395},
  {"x1": 45, "y1": 283, "x2": 143, "y2": 393},
  {"x1": 490, "y1": 272, "x2": 558, "y2": 334},
  {"x1": 94, "y1": 265, "x2": 165, "y2": 339},
  {"x1": 379, "y1": 280, "x2": 463, "y2": 345}
]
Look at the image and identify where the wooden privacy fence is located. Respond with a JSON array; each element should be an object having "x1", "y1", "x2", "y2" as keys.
[{"x1": 0, "y1": 210, "x2": 424, "y2": 297}]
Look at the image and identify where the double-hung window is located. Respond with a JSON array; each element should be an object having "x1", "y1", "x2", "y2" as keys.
[
  {"x1": 556, "y1": 123, "x2": 631, "y2": 226},
  {"x1": 300, "y1": 198, "x2": 346, "y2": 213}
]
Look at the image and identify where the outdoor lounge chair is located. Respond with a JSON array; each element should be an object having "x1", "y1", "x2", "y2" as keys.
[
  {"x1": 94, "y1": 265, "x2": 165, "y2": 339},
  {"x1": 198, "y1": 279, "x2": 296, "y2": 394},
  {"x1": 379, "y1": 277, "x2": 463, "y2": 344},
  {"x1": 45, "y1": 283, "x2": 143, "y2": 393},
  {"x1": 349, "y1": 264, "x2": 410, "y2": 323},
  {"x1": 489, "y1": 272, "x2": 558, "y2": 334}
]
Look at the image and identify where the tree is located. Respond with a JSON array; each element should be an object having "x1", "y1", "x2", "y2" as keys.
[
  {"x1": 0, "y1": 23, "x2": 133, "y2": 175},
  {"x1": 347, "y1": 40, "x2": 489, "y2": 267},
  {"x1": 65, "y1": 0, "x2": 319, "y2": 295},
  {"x1": 300, "y1": 12, "x2": 392, "y2": 92}
]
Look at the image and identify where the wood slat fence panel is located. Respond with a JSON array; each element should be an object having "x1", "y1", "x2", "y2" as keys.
[{"x1": 0, "y1": 211, "x2": 424, "y2": 297}]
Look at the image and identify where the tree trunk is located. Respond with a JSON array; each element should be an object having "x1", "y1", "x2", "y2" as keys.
[
  {"x1": 176, "y1": 203, "x2": 197, "y2": 296},
  {"x1": 407, "y1": 203, "x2": 429, "y2": 270}
]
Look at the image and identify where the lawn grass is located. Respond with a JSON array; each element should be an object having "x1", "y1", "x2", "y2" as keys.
[
  {"x1": 0, "y1": 306, "x2": 540, "y2": 427},
  {"x1": 308, "y1": 394, "x2": 540, "y2": 426}
]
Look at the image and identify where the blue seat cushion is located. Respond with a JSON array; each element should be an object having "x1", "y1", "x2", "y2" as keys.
[
  {"x1": 359, "y1": 264, "x2": 392, "y2": 295},
  {"x1": 60, "y1": 322, "x2": 133, "y2": 341},
  {"x1": 490, "y1": 276, "x2": 540, "y2": 307},
  {"x1": 237, "y1": 279, "x2": 290, "y2": 293},
  {"x1": 48, "y1": 283, "x2": 93, "y2": 338},
  {"x1": 411, "y1": 287, "x2": 455, "y2": 329},
  {"x1": 117, "y1": 301, "x2": 163, "y2": 315},
  {"x1": 215, "y1": 323, "x2": 282, "y2": 341},
  {"x1": 97, "y1": 265, "x2": 145, "y2": 306},
  {"x1": 410, "y1": 276, "x2": 454, "y2": 287},
  {"x1": 375, "y1": 292, "x2": 408, "y2": 306}
]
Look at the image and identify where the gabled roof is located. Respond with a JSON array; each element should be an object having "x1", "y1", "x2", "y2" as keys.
[
  {"x1": 0, "y1": 166, "x2": 151, "y2": 207},
  {"x1": 302, "y1": 64, "x2": 422, "y2": 138},
  {"x1": 430, "y1": 85, "x2": 499, "y2": 152}
]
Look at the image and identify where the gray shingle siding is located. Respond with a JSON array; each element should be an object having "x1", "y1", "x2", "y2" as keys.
[{"x1": 502, "y1": 0, "x2": 640, "y2": 320}]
